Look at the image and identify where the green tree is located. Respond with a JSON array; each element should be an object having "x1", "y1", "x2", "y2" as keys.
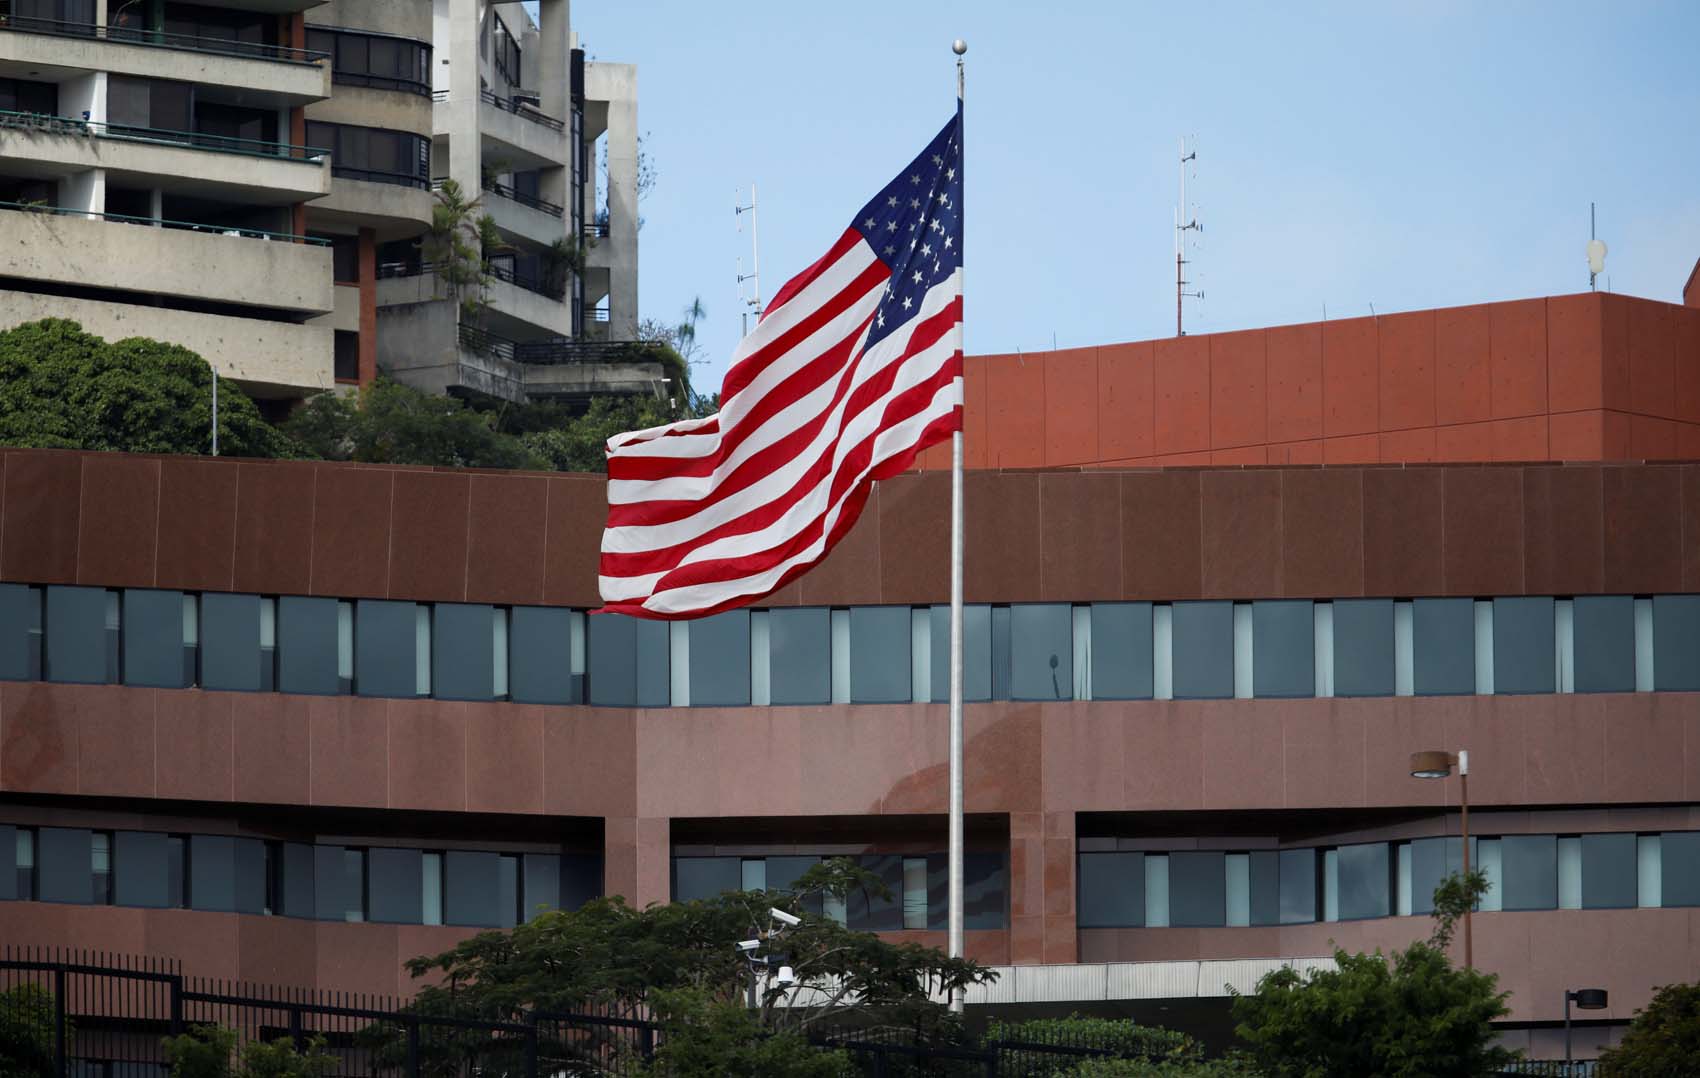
[
  {"x1": 1595, "y1": 981, "x2": 1700, "y2": 1077},
  {"x1": 0, "y1": 983, "x2": 59, "y2": 1078},
  {"x1": 282, "y1": 376, "x2": 543, "y2": 470},
  {"x1": 0, "y1": 318, "x2": 299, "y2": 458},
  {"x1": 420, "y1": 179, "x2": 492, "y2": 322},
  {"x1": 163, "y1": 1026, "x2": 336, "y2": 1078},
  {"x1": 1231, "y1": 871, "x2": 1514, "y2": 1078},
  {"x1": 640, "y1": 990, "x2": 849, "y2": 1078},
  {"x1": 518, "y1": 394, "x2": 675, "y2": 473},
  {"x1": 985, "y1": 1016, "x2": 1263, "y2": 1077}
]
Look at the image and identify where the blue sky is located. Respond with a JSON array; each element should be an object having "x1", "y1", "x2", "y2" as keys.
[{"x1": 562, "y1": 1, "x2": 1700, "y2": 392}]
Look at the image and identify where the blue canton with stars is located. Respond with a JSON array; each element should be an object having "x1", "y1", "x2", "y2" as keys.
[{"x1": 852, "y1": 106, "x2": 962, "y2": 350}]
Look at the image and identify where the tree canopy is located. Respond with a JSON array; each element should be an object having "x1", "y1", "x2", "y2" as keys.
[{"x1": 1595, "y1": 981, "x2": 1700, "y2": 1077}]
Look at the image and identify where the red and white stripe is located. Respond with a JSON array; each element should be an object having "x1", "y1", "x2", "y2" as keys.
[{"x1": 597, "y1": 227, "x2": 962, "y2": 618}]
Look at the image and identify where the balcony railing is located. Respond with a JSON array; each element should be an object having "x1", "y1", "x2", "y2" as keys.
[
  {"x1": 0, "y1": 110, "x2": 330, "y2": 163},
  {"x1": 0, "y1": 199, "x2": 329, "y2": 244},
  {"x1": 457, "y1": 324, "x2": 655, "y2": 367},
  {"x1": 381, "y1": 259, "x2": 567, "y2": 300},
  {"x1": 481, "y1": 178, "x2": 564, "y2": 218},
  {"x1": 0, "y1": 14, "x2": 328, "y2": 64},
  {"x1": 479, "y1": 87, "x2": 565, "y2": 132}
]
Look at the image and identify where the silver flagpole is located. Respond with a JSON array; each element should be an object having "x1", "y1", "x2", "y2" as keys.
[{"x1": 948, "y1": 36, "x2": 966, "y2": 1015}]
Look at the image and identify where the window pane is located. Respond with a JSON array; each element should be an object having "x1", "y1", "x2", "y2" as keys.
[
  {"x1": 0, "y1": 584, "x2": 40, "y2": 681},
  {"x1": 672, "y1": 857, "x2": 739, "y2": 902},
  {"x1": 1172, "y1": 601, "x2": 1233, "y2": 699},
  {"x1": 1580, "y1": 833, "x2": 1636, "y2": 909},
  {"x1": 279, "y1": 842, "x2": 314, "y2": 918},
  {"x1": 368, "y1": 847, "x2": 424, "y2": 924},
  {"x1": 1653, "y1": 596, "x2": 1700, "y2": 691},
  {"x1": 510, "y1": 606, "x2": 577, "y2": 704},
  {"x1": 123, "y1": 589, "x2": 187, "y2": 688},
  {"x1": 1078, "y1": 852, "x2": 1144, "y2": 928},
  {"x1": 633, "y1": 619, "x2": 669, "y2": 707},
  {"x1": 963, "y1": 852, "x2": 1007, "y2": 930},
  {"x1": 1409, "y1": 836, "x2": 1470, "y2": 915},
  {"x1": 430, "y1": 603, "x2": 494, "y2": 701},
  {"x1": 45, "y1": 585, "x2": 110, "y2": 684},
  {"x1": 38, "y1": 827, "x2": 93, "y2": 904},
  {"x1": 561, "y1": 854, "x2": 601, "y2": 912},
  {"x1": 276, "y1": 596, "x2": 340, "y2": 695},
  {"x1": 689, "y1": 610, "x2": 750, "y2": 706},
  {"x1": 1573, "y1": 596, "x2": 1634, "y2": 693},
  {"x1": 423, "y1": 853, "x2": 443, "y2": 925},
  {"x1": 235, "y1": 839, "x2": 267, "y2": 915},
  {"x1": 1090, "y1": 603, "x2": 1153, "y2": 700},
  {"x1": 1168, "y1": 851, "x2": 1226, "y2": 927},
  {"x1": 1225, "y1": 853, "x2": 1250, "y2": 927},
  {"x1": 313, "y1": 845, "x2": 359, "y2": 921},
  {"x1": 587, "y1": 613, "x2": 636, "y2": 705},
  {"x1": 930, "y1": 604, "x2": 993, "y2": 702},
  {"x1": 1493, "y1": 597, "x2": 1555, "y2": 694},
  {"x1": 1009, "y1": 604, "x2": 1072, "y2": 701},
  {"x1": 849, "y1": 607, "x2": 910, "y2": 703},
  {"x1": 1333, "y1": 599, "x2": 1394, "y2": 696},
  {"x1": 771, "y1": 608, "x2": 831, "y2": 705},
  {"x1": 189, "y1": 835, "x2": 236, "y2": 912},
  {"x1": 1660, "y1": 832, "x2": 1700, "y2": 906},
  {"x1": 201, "y1": 593, "x2": 262, "y2": 691},
  {"x1": 1413, "y1": 598, "x2": 1475, "y2": 695},
  {"x1": 1253, "y1": 600, "x2": 1314, "y2": 698},
  {"x1": 0, "y1": 825, "x2": 15, "y2": 901},
  {"x1": 1501, "y1": 834, "x2": 1557, "y2": 910},
  {"x1": 523, "y1": 854, "x2": 560, "y2": 921},
  {"x1": 444, "y1": 850, "x2": 501, "y2": 926},
  {"x1": 847, "y1": 854, "x2": 903, "y2": 931},
  {"x1": 1249, "y1": 850, "x2": 1280, "y2": 926},
  {"x1": 1336, "y1": 843, "x2": 1390, "y2": 920},
  {"x1": 902, "y1": 857, "x2": 928, "y2": 929},
  {"x1": 355, "y1": 600, "x2": 417, "y2": 698},
  {"x1": 1144, "y1": 854, "x2": 1169, "y2": 927},
  {"x1": 1279, "y1": 848, "x2": 1317, "y2": 924},
  {"x1": 113, "y1": 831, "x2": 169, "y2": 908}
]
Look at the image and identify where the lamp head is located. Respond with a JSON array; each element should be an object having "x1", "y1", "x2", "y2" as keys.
[
  {"x1": 1570, "y1": 988, "x2": 1609, "y2": 1010},
  {"x1": 1410, "y1": 750, "x2": 1454, "y2": 779},
  {"x1": 952, "y1": 39, "x2": 968, "y2": 56}
]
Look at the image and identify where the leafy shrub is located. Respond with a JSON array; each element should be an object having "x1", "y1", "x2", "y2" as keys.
[{"x1": 1596, "y1": 981, "x2": 1700, "y2": 1077}]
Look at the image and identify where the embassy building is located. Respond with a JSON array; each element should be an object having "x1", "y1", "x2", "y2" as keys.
[{"x1": 2, "y1": 275, "x2": 1700, "y2": 1061}]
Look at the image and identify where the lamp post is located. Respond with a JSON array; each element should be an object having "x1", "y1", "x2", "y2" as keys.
[
  {"x1": 1410, "y1": 749, "x2": 1470, "y2": 968},
  {"x1": 1565, "y1": 988, "x2": 1608, "y2": 1072}
]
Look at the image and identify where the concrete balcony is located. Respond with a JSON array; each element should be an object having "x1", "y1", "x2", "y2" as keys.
[
  {"x1": 376, "y1": 269, "x2": 571, "y2": 338},
  {"x1": 482, "y1": 182, "x2": 565, "y2": 247},
  {"x1": 0, "y1": 208, "x2": 332, "y2": 315},
  {"x1": 308, "y1": 174, "x2": 433, "y2": 241},
  {"x1": 0, "y1": 24, "x2": 329, "y2": 106},
  {"x1": 476, "y1": 93, "x2": 568, "y2": 169}
]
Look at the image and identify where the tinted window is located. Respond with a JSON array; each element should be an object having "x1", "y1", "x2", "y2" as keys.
[
  {"x1": 277, "y1": 596, "x2": 341, "y2": 695},
  {"x1": 433, "y1": 603, "x2": 495, "y2": 701},
  {"x1": 587, "y1": 613, "x2": 636, "y2": 705},
  {"x1": 672, "y1": 857, "x2": 739, "y2": 902},
  {"x1": 189, "y1": 835, "x2": 238, "y2": 912},
  {"x1": 1413, "y1": 598, "x2": 1475, "y2": 695},
  {"x1": 0, "y1": 825, "x2": 14, "y2": 901},
  {"x1": 561, "y1": 854, "x2": 601, "y2": 912},
  {"x1": 634, "y1": 618, "x2": 669, "y2": 707},
  {"x1": 1090, "y1": 603, "x2": 1153, "y2": 700},
  {"x1": 201, "y1": 593, "x2": 262, "y2": 691},
  {"x1": 1572, "y1": 596, "x2": 1633, "y2": 693},
  {"x1": 1336, "y1": 843, "x2": 1390, "y2": 920},
  {"x1": 1333, "y1": 599, "x2": 1394, "y2": 697},
  {"x1": 113, "y1": 831, "x2": 170, "y2": 909},
  {"x1": 37, "y1": 827, "x2": 92, "y2": 904},
  {"x1": 1410, "y1": 836, "x2": 1469, "y2": 915},
  {"x1": 1493, "y1": 597, "x2": 1554, "y2": 694},
  {"x1": 689, "y1": 610, "x2": 750, "y2": 707},
  {"x1": 849, "y1": 607, "x2": 909, "y2": 703},
  {"x1": 368, "y1": 847, "x2": 424, "y2": 924},
  {"x1": 510, "y1": 606, "x2": 577, "y2": 704},
  {"x1": 1253, "y1": 600, "x2": 1313, "y2": 698},
  {"x1": 280, "y1": 842, "x2": 315, "y2": 918},
  {"x1": 444, "y1": 851, "x2": 502, "y2": 926},
  {"x1": 1279, "y1": 848, "x2": 1317, "y2": 924},
  {"x1": 45, "y1": 585, "x2": 110, "y2": 684},
  {"x1": 1168, "y1": 851, "x2": 1226, "y2": 927},
  {"x1": 1501, "y1": 834, "x2": 1557, "y2": 910},
  {"x1": 1078, "y1": 852, "x2": 1143, "y2": 928},
  {"x1": 930, "y1": 604, "x2": 992, "y2": 702},
  {"x1": 235, "y1": 839, "x2": 267, "y2": 915},
  {"x1": 991, "y1": 605, "x2": 1012, "y2": 699},
  {"x1": 963, "y1": 852, "x2": 1006, "y2": 929},
  {"x1": 313, "y1": 845, "x2": 362, "y2": 922},
  {"x1": 355, "y1": 600, "x2": 417, "y2": 698},
  {"x1": 1249, "y1": 850, "x2": 1280, "y2": 926},
  {"x1": 1653, "y1": 596, "x2": 1700, "y2": 692},
  {"x1": 847, "y1": 855, "x2": 903, "y2": 931},
  {"x1": 0, "y1": 584, "x2": 40, "y2": 681},
  {"x1": 1010, "y1": 604, "x2": 1072, "y2": 701},
  {"x1": 767, "y1": 855, "x2": 824, "y2": 916},
  {"x1": 522, "y1": 853, "x2": 559, "y2": 921},
  {"x1": 1661, "y1": 832, "x2": 1700, "y2": 907},
  {"x1": 1580, "y1": 833, "x2": 1636, "y2": 909},
  {"x1": 1172, "y1": 601, "x2": 1233, "y2": 699},
  {"x1": 770, "y1": 608, "x2": 831, "y2": 705},
  {"x1": 123, "y1": 590, "x2": 187, "y2": 688}
]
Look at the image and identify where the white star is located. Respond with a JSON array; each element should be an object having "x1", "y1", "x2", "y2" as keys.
[
  {"x1": 921, "y1": 242, "x2": 932, "y2": 256},
  {"x1": 936, "y1": 192, "x2": 948, "y2": 204},
  {"x1": 886, "y1": 221, "x2": 897, "y2": 232},
  {"x1": 887, "y1": 196, "x2": 898, "y2": 207},
  {"x1": 885, "y1": 282, "x2": 894, "y2": 295},
  {"x1": 909, "y1": 238, "x2": 916, "y2": 249},
  {"x1": 864, "y1": 217, "x2": 876, "y2": 230},
  {"x1": 909, "y1": 173, "x2": 920, "y2": 184},
  {"x1": 909, "y1": 198, "x2": 920, "y2": 209},
  {"x1": 876, "y1": 311, "x2": 885, "y2": 328},
  {"x1": 946, "y1": 167, "x2": 956, "y2": 181},
  {"x1": 912, "y1": 270, "x2": 923, "y2": 284},
  {"x1": 929, "y1": 218, "x2": 943, "y2": 232},
  {"x1": 883, "y1": 245, "x2": 895, "y2": 256},
  {"x1": 932, "y1": 154, "x2": 943, "y2": 165},
  {"x1": 902, "y1": 296, "x2": 913, "y2": 310},
  {"x1": 934, "y1": 259, "x2": 941, "y2": 273},
  {"x1": 943, "y1": 236, "x2": 953, "y2": 249}
]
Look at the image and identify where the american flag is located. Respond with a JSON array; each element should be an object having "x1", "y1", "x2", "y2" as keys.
[{"x1": 598, "y1": 109, "x2": 964, "y2": 618}]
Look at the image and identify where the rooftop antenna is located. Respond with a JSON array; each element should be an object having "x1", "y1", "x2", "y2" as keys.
[
  {"x1": 1586, "y1": 202, "x2": 1607, "y2": 292},
  {"x1": 1175, "y1": 136, "x2": 1203, "y2": 336},
  {"x1": 735, "y1": 184, "x2": 762, "y2": 337}
]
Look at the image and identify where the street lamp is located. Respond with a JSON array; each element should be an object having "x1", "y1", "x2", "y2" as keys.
[
  {"x1": 1565, "y1": 988, "x2": 1608, "y2": 1072},
  {"x1": 1410, "y1": 749, "x2": 1471, "y2": 968}
]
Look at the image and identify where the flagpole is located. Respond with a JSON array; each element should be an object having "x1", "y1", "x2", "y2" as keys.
[{"x1": 948, "y1": 36, "x2": 967, "y2": 1016}]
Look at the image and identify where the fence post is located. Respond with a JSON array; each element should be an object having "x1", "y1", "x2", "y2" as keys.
[
  {"x1": 984, "y1": 1045, "x2": 999, "y2": 1078},
  {"x1": 53, "y1": 967, "x2": 66, "y2": 1078},
  {"x1": 288, "y1": 1004, "x2": 303, "y2": 1051},
  {"x1": 524, "y1": 1014, "x2": 538, "y2": 1078},
  {"x1": 639, "y1": 1022, "x2": 654, "y2": 1061},
  {"x1": 406, "y1": 1017, "x2": 420, "y2": 1078},
  {"x1": 167, "y1": 974, "x2": 184, "y2": 1036}
]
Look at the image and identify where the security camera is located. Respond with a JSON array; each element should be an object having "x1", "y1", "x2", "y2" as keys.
[
  {"x1": 769, "y1": 908, "x2": 801, "y2": 927},
  {"x1": 735, "y1": 939, "x2": 760, "y2": 953}
]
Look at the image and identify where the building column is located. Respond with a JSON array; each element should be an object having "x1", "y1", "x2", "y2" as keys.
[
  {"x1": 537, "y1": 0, "x2": 570, "y2": 120},
  {"x1": 605, "y1": 816, "x2": 670, "y2": 908},
  {"x1": 1043, "y1": 812, "x2": 1078, "y2": 964},
  {"x1": 447, "y1": 0, "x2": 483, "y2": 207},
  {"x1": 1009, "y1": 812, "x2": 1044, "y2": 964},
  {"x1": 599, "y1": 65, "x2": 639, "y2": 340},
  {"x1": 358, "y1": 228, "x2": 378, "y2": 384}
]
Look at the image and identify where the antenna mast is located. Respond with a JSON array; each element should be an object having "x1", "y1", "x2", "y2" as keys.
[
  {"x1": 735, "y1": 184, "x2": 762, "y2": 337},
  {"x1": 1175, "y1": 137, "x2": 1202, "y2": 336}
]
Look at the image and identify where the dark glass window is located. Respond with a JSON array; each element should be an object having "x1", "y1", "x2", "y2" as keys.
[
  {"x1": 522, "y1": 854, "x2": 559, "y2": 921},
  {"x1": 444, "y1": 851, "x2": 502, "y2": 926},
  {"x1": 689, "y1": 610, "x2": 750, "y2": 707},
  {"x1": 1333, "y1": 599, "x2": 1394, "y2": 697},
  {"x1": 510, "y1": 606, "x2": 578, "y2": 704},
  {"x1": 122, "y1": 589, "x2": 188, "y2": 688},
  {"x1": 930, "y1": 604, "x2": 992, "y2": 702},
  {"x1": 672, "y1": 857, "x2": 739, "y2": 902},
  {"x1": 1336, "y1": 843, "x2": 1390, "y2": 921},
  {"x1": 1573, "y1": 596, "x2": 1634, "y2": 693},
  {"x1": 962, "y1": 852, "x2": 1007, "y2": 929},
  {"x1": 112, "y1": 832, "x2": 169, "y2": 909},
  {"x1": 849, "y1": 607, "x2": 910, "y2": 703},
  {"x1": 1253, "y1": 600, "x2": 1313, "y2": 698},
  {"x1": 1249, "y1": 850, "x2": 1280, "y2": 926},
  {"x1": 333, "y1": 331, "x2": 359, "y2": 381},
  {"x1": 847, "y1": 855, "x2": 903, "y2": 931},
  {"x1": 313, "y1": 845, "x2": 364, "y2": 922},
  {"x1": 497, "y1": 854, "x2": 520, "y2": 927},
  {"x1": 91, "y1": 832, "x2": 111, "y2": 905},
  {"x1": 0, "y1": 77, "x2": 59, "y2": 116},
  {"x1": 1653, "y1": 596, "x2": 1700, "y2": 692},
  {"x1": 587, "y1": 613, "x2": 668, "y2": 706},
  {"x1": 1493, "y1": 597, "x2": 1554, "y2": 694},
  {"x1": 1279, "y1": 848, "x2": 1317, "y2": 924},
  {"x1": 0, "y1": 825, "x2": 16, "y2": 901},
  {"x1": 1168, "y1": 851, "x2": 1227, "y2": 927},
  {"x1": 0, "y1": 583, "x2": 42, "y2": 681},
  {"x1": 1410, "y1": 836, "x2": 1470, "y2": 915},
  {"x1": 309, "y1": 28, "x2": 430, "y2": 94},
  {"x1": 1090, "y1": 603, "x2": 1152, "y2": 700},
  {"x1": 1172, "y1": 601, "x2": 1233, "y2": 699},
  {"x1": 37, "y1": 827, "x2": 92, "y2": 904},
  {"x1": 165, "y1": 836, "x2": 184, "y2": 908},
  {"x1": 188, "y1": 835, "x2": 246, "y2": 913},
  {"x1": 368, "y1": 847, "x2": 424, "y2": 924},
  {"x1": 1010, "y1": 604, "x2": 1072, "y2": 701},
  {"x1": 306, "y1": 121, "x2": 429, "y2": 187},
  {"x1": 1500, "y1": 835, "x2": 1557, "y2": 911},
  {"x1": 45, "y1": 585, "x2": 114, "y2": 684},
  {"x1": 1413, "y1": 598, "x2": 1475, "y2": 695},
  {"x1": 1580, "y1": 833, "x2": 1636, "y2": 909},
  {"x1": 280, "y1": 842, "x2": 315, "y2": 918},
  {"x1": 991, "y1": 605, "x2": 1012, "y2": 699},
  {"x1": 1661, "y1": 832, "x2": 1700, "y2": 907},
  {"x1": 236, "y1": 839, "x2": 267, "y2": 915},
  {"x1": 200, "y1": 592, "x2": 262, "y2": 692},
  {"x1": 277, "y1": 596, "x2": 342, "y2": 695},
  {"x1": 766, "y1": 856, "x2": 824, "y2": 916},
  {"x1": 1078, "y1": 852, "x2": 1144, "y2": 928},
  {"x1": 770, "y1": 608, "x2": 831, "y2": 705},
  {"x1": 561, "y1": 854, "x2": 601, "y2": 912},
  {"x1": 107, "y1": 76, "x2": 191, "y2": 131},
  {"x1": 433, "y1": 603, "x2": 495, "y2": 701},
  {"x1": 355, "y1": 599, "x2": 418, "y2": 698}
]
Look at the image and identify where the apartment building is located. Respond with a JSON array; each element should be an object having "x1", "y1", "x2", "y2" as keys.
[
  {"x1": 0, "y1": 0, "x2": 647, "y2": 407},
  {"x1": 2, "y1": 284, "x2": 1698, "y2": 1063}
]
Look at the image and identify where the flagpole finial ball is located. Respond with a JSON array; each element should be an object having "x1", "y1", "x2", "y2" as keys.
[{"x1": 952, "y1": 39, "x2": 967, "y2": 55}]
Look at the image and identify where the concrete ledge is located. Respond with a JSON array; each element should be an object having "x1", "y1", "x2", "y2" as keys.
[
  {"x1": 0, "y1": 30, "x2": 329, "y2": 105},
  {"x1": 958, "y1": 957, "x2": 1332, "y2": 1006},
  {"x1": 310, "y1": 175, "x2": 433, "y2": 240},
  {"x1": 0, "y1": 126, "x2": 329, "y2": 201}
]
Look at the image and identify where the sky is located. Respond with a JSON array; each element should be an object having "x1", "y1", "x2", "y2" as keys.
[{"x1": 558, "y1": 0, "x2": 1700, "y2": 393}]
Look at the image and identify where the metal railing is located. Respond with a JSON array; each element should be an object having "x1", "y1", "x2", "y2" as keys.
[
  {"x1": 457, "y1": 325, "x2": 658, "y2": 367},
  {"x1": 479, "y1": 87, "x2": 566, "y2": 132},
  {"x1": 0, "y1": 199, "x2": 328, "y2": 243},
  {"x1": 0, "y1": 109, "x2": 329, "y2": 163},
  {"x1": 381, "y1": 260, "x2": 567, "y2": 300},
  {"x1": 481, "y1": 178, "x2": 565, "y2": 218},
  {"x1": 332, "y1": 164, "x2": 432, "y2": 189},
  {"x1": 0, "y1": 14, "x2": 327, "y2": 64},
  {"x1": 332, "y1": 70, "x2": 431, "y2": 97}
]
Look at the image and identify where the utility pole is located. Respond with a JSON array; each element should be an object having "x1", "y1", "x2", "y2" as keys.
[
  {"x1": 735, "y1": 184, "x2": 761, "y2": 337},
  {"x1": 1175, "y1": 137, "x2": 1202, "y2": 336}
]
